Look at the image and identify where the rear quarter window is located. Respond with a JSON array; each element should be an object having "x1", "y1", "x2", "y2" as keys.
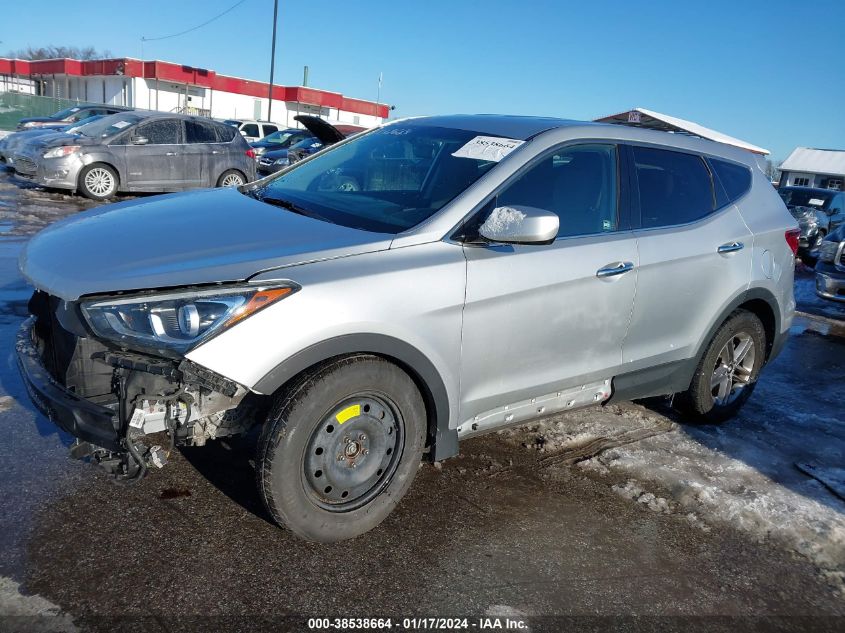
[
  {"x1": 216, "y1": 124, "x2": 238, "y2": 142},
  {"x1": 710, "y1": 158, "x2": 752, "y2": 204},
  {"x1": 632, "y1": 146, "x2": 715, "y2": 229}
]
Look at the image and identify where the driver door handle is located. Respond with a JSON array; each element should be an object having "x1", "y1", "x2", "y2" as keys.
[
  {"x1": 718, "y1": 241, "x2": 744, "y2": 254},
  {"x1": 596, "y1": 261, "x2": 635, "y2": 278},
  {"x1": 165, "y1": 151, "x2": 178, "y2": 156}
]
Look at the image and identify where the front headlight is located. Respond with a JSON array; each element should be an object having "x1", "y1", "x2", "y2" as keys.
[
  {"x1": 81, "y1": 284, "x2": 298, "y2": 356},
  {"x1": 22, "y1": 121, "x2": 38, "y2": 128},
  {"x1": 43, "y1": 145, "x2": 80, "y2": 159},
  {"x1": 274, "y1": 158, "x2": 287, "y2": 165}
]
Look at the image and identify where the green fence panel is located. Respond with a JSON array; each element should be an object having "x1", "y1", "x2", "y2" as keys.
[{"x1": 0, "y1": 91, "x2": 82, "y2": 131}]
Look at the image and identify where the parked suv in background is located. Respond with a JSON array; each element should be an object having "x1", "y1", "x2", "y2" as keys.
[
  {"x1": 12, "y1": 111, "x2": 255, "y2": 199},
  {"x1": 778, "y1": 186, "x2": 845, "y2": 261},
  {"x1": 815, "y1": 224, "x2": 845, "y2": 301},
  {"x1": 16, "y1": 104, "x2": 132, "y2": 131},
  {"x1": 223, "y1": 119, "x2": 279, "y2": 142},
  {"x1": 16, "y1": 115, "x2": 796, "y2": 542}
]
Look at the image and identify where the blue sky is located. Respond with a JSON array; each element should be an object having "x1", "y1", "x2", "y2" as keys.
[{"x1": 2, "y1": 0, "x2": 843, "y2": 160}]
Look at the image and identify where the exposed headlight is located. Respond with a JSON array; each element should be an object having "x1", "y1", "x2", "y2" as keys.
[
  {"x1": 818, "y1": 240, "x2": 842, "y2": 263},
  {"x1": 43, "y1": 145, "x2": 80, "y2": 159},
  {"x1": 254, "y1": 147, "x2": 265, "y2": 155},
  {"x1": 22, "y1": 121, "x2": 38, "y2": 128},
  {"x1": 81, "y1": 284, "x2": 298, "y2": 356},
  {"x1": 274, "y1": 158, "x2": 287, "y2": 165}
]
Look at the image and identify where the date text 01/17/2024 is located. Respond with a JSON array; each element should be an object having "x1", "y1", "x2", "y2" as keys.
[{"x1": 307, "y1": 617, "x2": 529, "y2": 630}]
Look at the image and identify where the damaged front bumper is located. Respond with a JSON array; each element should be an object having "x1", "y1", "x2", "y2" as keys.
[
  {"x1": 15, "y1": 301, "x2": 255, "y2": 480},
  {"x1": 17, "y1": 316, "x2": 123, "y2": 452}
]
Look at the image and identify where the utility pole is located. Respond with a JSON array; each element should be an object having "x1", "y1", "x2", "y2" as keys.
[{"x1": 267, "y1": 0, "x2": 279, "y2": 122}]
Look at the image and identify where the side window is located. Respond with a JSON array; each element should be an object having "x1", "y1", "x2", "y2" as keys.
[
  {"x1": 710, "y1": 158, "x2": 752, "y2": 204},
  {"x1": 497, "y1": 144, "x2": 618, "y2": 238},
  {"x1": 241, "y1": 123, "x2": 260, "y2": 138},
  {"x1": 216, "y1": 124, "x2": 237, "y2": 142},
  {"x1": 263, "y1": 124, "x2": 279, "y2": 136},
  {"x1": 185, "y1": 120, "x2": 218, "y2": 143},
  {"x1": 137, "y1": 119, "x2": 181, "y2": 145},
  {"x1": 633, "y1": 147, "x2": 715, "y2": 228}
]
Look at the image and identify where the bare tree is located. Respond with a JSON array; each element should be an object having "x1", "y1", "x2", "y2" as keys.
[
  {"x1": 764, "y1": 158, "x2": 781, "y2": 184},
  {"x1": 6, "y1": 45, "x2": 112, "y2": 60}
]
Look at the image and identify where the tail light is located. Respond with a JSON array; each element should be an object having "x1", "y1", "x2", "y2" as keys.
[
  {"x1": 785, "y1": 228, "x2": 801, "y2": 255},
  {"x1": 245, "y1": 149, "x2": 256, "y2": 159}
]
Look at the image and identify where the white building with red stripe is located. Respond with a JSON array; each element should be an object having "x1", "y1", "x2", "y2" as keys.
[{"x1": 0, "y1": 57, "x2": 388, "y2": 128}]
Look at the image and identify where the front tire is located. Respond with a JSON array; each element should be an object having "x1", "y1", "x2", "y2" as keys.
[
  {"x1": 676, "y1": 310, "x2": 766, "y2": 424},
  {"x1": 78, "y1": 163, "x2": 118, "y2": 200},
  {"x1": 256, "y1": 355, "x2": 426, "y2": 542}
]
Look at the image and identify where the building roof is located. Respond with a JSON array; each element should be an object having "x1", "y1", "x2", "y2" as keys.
[
  {"x1": 594, "y1": 107, "x2": 769, "y2": 155},
  {"x1": 779, "y1": 147, "x2": 845, "y2": 177},
  {"x1": 0, "y1": 57, "x2": 388, "y2": 119}
]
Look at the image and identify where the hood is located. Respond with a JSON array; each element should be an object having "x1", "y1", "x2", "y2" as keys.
[
  {"x1": 788, "y1": 206, "x2": 822, "y2": 223},
  {"x1": 20, "y1": 187, "x2": 394, "y2": 301},
  {"x1": 5, "y1": 129, "x2": 72, "y2": 151},
  {"x1": 20, "y1": 133, "x2": 100, "y2": 156},
  {"x1": 262, "y1": 148, "x2": 290, "y2": 160},
  {"x1": 294, "y1": 115, "x2": 347, "y2": 144}
]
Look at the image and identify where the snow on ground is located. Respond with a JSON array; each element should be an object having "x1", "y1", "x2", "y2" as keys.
[{"x1": 502, "y1": 318, "x2": 845, "y2": 591}]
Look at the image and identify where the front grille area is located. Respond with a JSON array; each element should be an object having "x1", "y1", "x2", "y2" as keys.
[
  {"x1": 29, "y1": 291, "x2": 115, "y2": 399},
  {"x1": 13, "y1": 155, "x2": 37, "y2": 175}
]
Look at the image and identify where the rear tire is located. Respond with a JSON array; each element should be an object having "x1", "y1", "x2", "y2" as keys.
[
  {"x1": 675, "y1": 310, "x2": 766, "y2": 424},
  {"x1": 216, "y1": 169, "x2": 246, "y2": 187},
  {"x1": 256, "y1": 355, "x2": 426, "y2": 542},
  {"x1": 78, "y1": 163, "x2": 118, "y2": 200}
]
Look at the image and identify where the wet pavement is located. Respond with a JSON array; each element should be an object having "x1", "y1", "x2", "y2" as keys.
[{"x1": 0, "y1": 169, "x2": 843, "y2": 632}]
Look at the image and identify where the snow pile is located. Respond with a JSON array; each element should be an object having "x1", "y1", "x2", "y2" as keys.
[
  {"x1": 480, "y1": 206, "x2": 525, "y2": 238},
  {"x1": 503, "y1": 396, "x2": 845, "y2": 588}
]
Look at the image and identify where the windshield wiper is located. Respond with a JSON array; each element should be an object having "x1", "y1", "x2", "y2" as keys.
[{"x1": 259, "y1": 195, "x2": 331, "y2": 222}]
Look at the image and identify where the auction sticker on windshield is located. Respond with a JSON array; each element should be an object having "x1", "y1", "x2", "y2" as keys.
[
  {"x1": 452, "y1": 136, "x2": 524, "y2": 162},
  {"x1": 112, "y1": 121, "x2": 132, "y2": 129}
]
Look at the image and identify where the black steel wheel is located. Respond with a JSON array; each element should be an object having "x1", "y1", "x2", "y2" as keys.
[{"x1": 257, "y1": 355, "x2": 426, "y2": 542}]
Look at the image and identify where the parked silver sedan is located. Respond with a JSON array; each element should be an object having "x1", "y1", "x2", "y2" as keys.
[{"x1": 11, "y1": 112, "x2": 256, "y2": 199}]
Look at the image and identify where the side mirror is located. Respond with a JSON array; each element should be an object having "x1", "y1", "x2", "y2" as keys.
[
  {"x1": 131, "y1": 135, "x2": 149, "y2": 145},
  {"x1": 478, "y1": 205, "x2": 559, "y2": 245}
]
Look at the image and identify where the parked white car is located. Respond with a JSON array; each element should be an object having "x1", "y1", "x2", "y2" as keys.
[{"x1": 222, "y1": 119, "x2": 280, "y2": 142}]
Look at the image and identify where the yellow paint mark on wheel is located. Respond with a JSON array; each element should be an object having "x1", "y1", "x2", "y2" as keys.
[{"x1": 336, "y1": 404, "x2": 361, "y2": 424}]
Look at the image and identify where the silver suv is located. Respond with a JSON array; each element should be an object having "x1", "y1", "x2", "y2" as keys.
[{"x1": 16, "y1": 115, "x2": 798, "y2": 542}]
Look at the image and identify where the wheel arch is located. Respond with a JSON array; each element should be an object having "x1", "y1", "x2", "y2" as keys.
[
  {"x1": 252, "y1": 334, "x2": 458, "y2": 461},
  {"x1": 609, "y1": 287, "x2": 783, "y2": 403}
]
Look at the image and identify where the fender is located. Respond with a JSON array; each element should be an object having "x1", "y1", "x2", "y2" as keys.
[
  {"x1": 253, "y1": 333, "x2": 458, "y2": 461},
  {"x1": 608, "y1": 286, "x2": 783, "y2": 403}
]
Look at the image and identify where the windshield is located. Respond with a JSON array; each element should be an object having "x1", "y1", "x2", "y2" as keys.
[
  {"x1": 251, "y1": 125, "x2": 501, "y2": 233},
  {"x1": 50, "y1": 106, "x2": 82, "y2": 120},
  {"x1": 65, "y1": 115, "x2": 105, "y2": 133},
  {"x1": 264, "y1": 130, "x2": 303, "y2": 146},
  {"x1": 779, "y1": 189, "x2": 832, "y2": 210},
  {"x1": 75, "y1": 113, "x2": 143, "y2": 139}
]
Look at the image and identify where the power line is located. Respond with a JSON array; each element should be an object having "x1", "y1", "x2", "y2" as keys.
[{"x1": 142, "y1": 0, "x2": 250, "y2": 42}]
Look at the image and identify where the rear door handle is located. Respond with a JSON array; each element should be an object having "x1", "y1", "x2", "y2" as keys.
[
  {"x1": 596, "y1": 261, "x2": 635, "y2": 278},
  {"x1": 165, "y1": 151, "x2": 178, "y2": 156},
  {"x1": 718, "y1": 241, "x2": 744, "y2": 254},
  {"x1": 212, "y1": 150, "x2": 221, "y2": 154}
]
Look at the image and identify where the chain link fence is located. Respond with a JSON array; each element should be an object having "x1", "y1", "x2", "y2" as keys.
[{"x1": 0, "y1": 91, "x2": 82, "y2": 131}]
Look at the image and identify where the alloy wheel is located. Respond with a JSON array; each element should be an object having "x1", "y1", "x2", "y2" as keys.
[
  {"x1": 710, "y1": 332, "x2": 756, "y2": 406},
  {"x1": 84, "y1": 167, "x2": 115, "y2": 197},
  {"x1": 221, "y1": 173, "x2": 245, "y2": 187}
]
